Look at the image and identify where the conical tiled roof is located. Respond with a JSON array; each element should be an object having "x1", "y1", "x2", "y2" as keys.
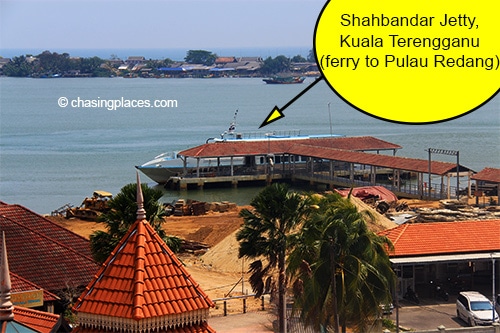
[{"x1": 73, "y1": 175, "x2": 215, "y2": 333}]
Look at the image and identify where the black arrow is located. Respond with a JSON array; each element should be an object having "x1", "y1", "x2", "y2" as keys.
[{"x1": 259, "y1": 76, "x2": 324, "y2": 128}]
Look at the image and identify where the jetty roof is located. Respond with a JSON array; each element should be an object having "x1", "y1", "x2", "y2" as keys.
[
  {"x1": 179, "y1": 136, "x2": 401, "y2": 158},
  {"x1": 471, "y1": 167, "x2": 500, "y2": 183},
  {"x1": 288, "y1": 144, "x2": 466, "y2": 175},
  {"x1": 178, "y1": 136, "x2": 472, "y2": 176}
]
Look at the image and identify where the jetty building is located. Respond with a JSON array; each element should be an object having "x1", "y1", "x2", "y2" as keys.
[{"x1": 166, "y1": 136, "x2": 474, "y2": 200}]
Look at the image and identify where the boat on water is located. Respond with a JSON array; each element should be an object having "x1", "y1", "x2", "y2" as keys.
[
  {"x1": 262, "y1": 76, "x2": 305, "y2": 84},
  {"x1": 136, "y1": 111, "x2": 328, "y2": 184}
]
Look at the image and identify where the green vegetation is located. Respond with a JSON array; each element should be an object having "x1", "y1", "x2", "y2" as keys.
[
  {"x1": 3, "y1": 51, "x2": 111, "y2": 77},
  {"x1": 236, "y1": 183, "x2": 313, "y2": 333},
  {"x1": 1, "y1": 49, "x2": 315, "y2": 77},
  {"x1": 89, "y1": 182, "x2": 181, "y2": 264},
  {"x1": 237, "y1": 186, "x2": 396, "y2": 333}
]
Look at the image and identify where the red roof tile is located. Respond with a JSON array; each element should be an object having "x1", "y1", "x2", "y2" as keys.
[
  {"x1": 471, "y1": 167, "x2": 500, "y2": 183},
  {"x1": 379, "y1": 219, "x2": 500, "y2": 257},
  {"x1": 178, "y1": 136, "x2": 470, "y2": 176},
  {"x1": 73, "y1": 219, "x2": 214, "y2": 321},
  {"x1": 179, "y1": 136, "x2": 401, "y2": 158},
  {"x1": 11, "y1": 272, "x2": 59, "y2": 303},
  {"x1": 0, "y1": 204, "x2": 99, "y2": 292},
  {"x1": 0, "y1": 204, "x2": 92, "y2": 256},
  {"x1": 12, "y1": 307, "x2": 60, "y2": 333}
]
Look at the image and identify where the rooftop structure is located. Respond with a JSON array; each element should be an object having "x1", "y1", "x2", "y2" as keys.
[
  {"x1": 72, "y1": 173, "x2": 215, "y2": 333},
  {"x1": 379, "y1": 219, "x2": 500, "y2": 264},
  {"x1": 0, "y1": 202, "x2": 98, "y2": 294}
]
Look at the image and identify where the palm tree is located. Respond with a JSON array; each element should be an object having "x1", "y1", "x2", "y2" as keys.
[
  {"x1": 288, "y1": 192, "x2": 395, "y2": 333},
  {"x1": 236, "y1": 183, "x2": 312, "y2": 333},
  {"x1": 90, "y1": 182, "x2": 181, "y2": 263}
]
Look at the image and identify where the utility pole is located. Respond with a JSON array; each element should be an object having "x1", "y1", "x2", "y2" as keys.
[{"x1": 426, "y1": 148, "x2": 460, "y2": 199}]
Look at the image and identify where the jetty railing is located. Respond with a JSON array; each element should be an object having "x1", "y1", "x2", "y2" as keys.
[{"x1": 292, "y1": 170, "x2": 460, "y2": 200}]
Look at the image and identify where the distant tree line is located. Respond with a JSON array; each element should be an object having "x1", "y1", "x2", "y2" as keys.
[{"x1": 1, "y1": 49, "x2": 316, "y2": 77}]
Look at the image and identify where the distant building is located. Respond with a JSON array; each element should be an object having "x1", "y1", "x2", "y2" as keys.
[{"x1": 126, "y1": 56, "x2": 146, "y2": 66}]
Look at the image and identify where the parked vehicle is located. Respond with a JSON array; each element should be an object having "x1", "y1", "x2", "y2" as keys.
[
  {"x1": 403, "y1": 286, "x2": 419, "y2": 304},
  {"x1": 456, "y1": 291, "x2": 499, "y2": 326},
  {"x1": 430, "y1": 280, "x2": 449, "y2": 301},
  {"x1": 66, "y1": 190, "x2": 112, "y2": 220}
]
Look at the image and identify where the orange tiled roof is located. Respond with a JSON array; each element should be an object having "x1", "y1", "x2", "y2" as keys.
[
  {"x1": 12, "y1": 307, "x2": 60, "y2": 333},
  {"x1": 73, "y1": 218, "x2": 215, "y2": 332},
  {"x1": 379, "y1": 219, "x2": 500, "y2": 257},
  {"x1": 72, "y1": 322, "x2": 216, "y2": 333}
]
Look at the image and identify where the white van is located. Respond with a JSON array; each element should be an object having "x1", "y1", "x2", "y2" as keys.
[{"x1": 456, "y1": 291, "x2": 499, "y2": 326}]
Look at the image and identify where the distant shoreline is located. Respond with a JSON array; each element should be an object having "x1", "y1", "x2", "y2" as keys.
[{"x1": 1, "y1": 46, "x2": 313, "y2": 62}]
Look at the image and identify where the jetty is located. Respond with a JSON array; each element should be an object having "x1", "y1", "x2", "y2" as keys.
[{"x1": 162, "y1": 136, "x2": 488, "y2": 201}]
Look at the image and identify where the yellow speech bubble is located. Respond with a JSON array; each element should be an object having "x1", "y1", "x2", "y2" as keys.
[{"x1": 314, "y1": 0, "x2": 500, "y2": 123}]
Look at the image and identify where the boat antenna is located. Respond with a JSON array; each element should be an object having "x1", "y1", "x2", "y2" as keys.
[
  {"x1": 221, "y1": 109, "x2": 238, "y2": 139},
  {"x1": 328, "y1": 102, "x2": 333, "y2": 136}
]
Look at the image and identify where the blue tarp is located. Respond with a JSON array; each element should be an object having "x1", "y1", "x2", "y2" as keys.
[
  {"x1": 209, "y1": 68, "x2": 235, "y2": 72},
  {"x1": 157, "y1": 67, "x2": 190, "y2": 71}
]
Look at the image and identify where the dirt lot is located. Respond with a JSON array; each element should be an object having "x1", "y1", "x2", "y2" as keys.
[{"x1": 48, "y1": 198, "x2": 453, "y2": 317}]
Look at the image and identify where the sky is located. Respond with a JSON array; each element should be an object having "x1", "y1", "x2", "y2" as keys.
[{"x1": 1, "y1": 0, "x2": 326, "y2": 58}]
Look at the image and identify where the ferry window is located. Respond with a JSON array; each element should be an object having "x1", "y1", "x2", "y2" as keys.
[
  {"x1": 275, "y1": 156, "x2": 281, "y2": 164},
  {"x1": 260, "y1": 157, "x2": 264, "y2": 164}
]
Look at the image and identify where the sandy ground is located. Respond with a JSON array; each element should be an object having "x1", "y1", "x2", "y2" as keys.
[{"x1": 48, "y1": 199, "x2": 450, "y2": 320}]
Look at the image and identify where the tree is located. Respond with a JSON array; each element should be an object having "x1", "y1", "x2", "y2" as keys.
[
  {"x1": 184, "y1": 50, "x2": 217, "y2": 65},
  {"x1": 2, "y1": 56, "x2": 34, "y2": 77},
  {"x1": 236, "y1": 183, "x2": 312, "y2": 333},
  {"x1": 90, "y1": 183, "x2": 181, "y2": 263},
  {"x1": 307, "y1": 48, "x2": 316, "y2": 63},
  {"x1": 288, "y1": 193, "x2": 395, "y2": 333},
  {"x1": 291, "y1": 54, "x2": 307, "y2": 62},
  {"x1": 260, "y1": 55, "x2": 291, "y2": 75}
]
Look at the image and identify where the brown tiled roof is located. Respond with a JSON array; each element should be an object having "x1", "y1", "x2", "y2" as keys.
[
  {"x1": 0, "y1": 204, "x2": 99, "y2": 292},
  {"x1": 178, "y1": 137, "x2": 468, "y2": 176},
  {"x1": 288, "y1": 144, "x2": 463, "y2": 175},
  {"x1": 378, "y1": 219, "x2": 500, "y2": 257},
  {"x1": 11, "y1": 272, "x2": 59, "y2": 302},
  {"x1": 179, "y1": 136, "x2": 401, "y2": 158},
  {"x1": 12, "y1": 307, "x2": 60, "y2": 333},
  {"x1": 471, "y1": 167, "x2": 500, "y2": 183},
  {"x1": 0, "y1": 204, "x2": 91, "y2": 256},
  {"x1": 73, "y1": 218, "x2": 214, "y2": 331}
]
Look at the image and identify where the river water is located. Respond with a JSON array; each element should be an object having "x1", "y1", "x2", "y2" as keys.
[{"x1": 1, "y1": 76, "x2": 498, "y2": 214}]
